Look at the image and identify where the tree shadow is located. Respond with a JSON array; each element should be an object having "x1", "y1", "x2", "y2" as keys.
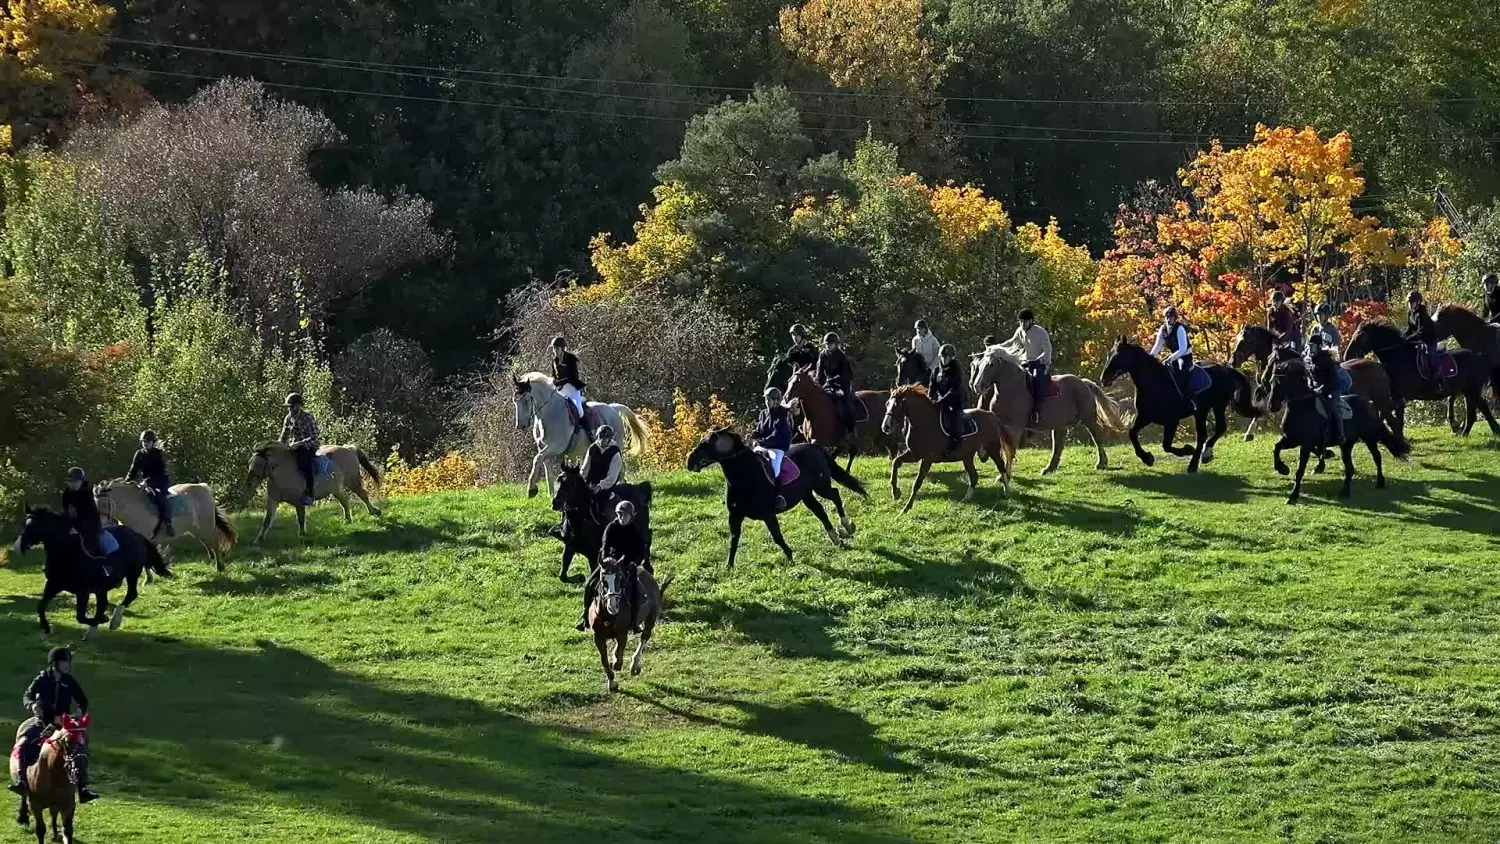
[
  {"x1": 1344, "y1": 476, "x2": 1500, "y2": 538},
  {"x1": 1110, "y1": 469, "x2": 1252, "y2": 504},
  {"x1": 244, "y1": 512, "x2": 511, "y2": 556},
  {"x1": 673, "y1": 597, "x2": 850, "y2": 661},
  {"x1": 195, "y1": 568, "x2": 341, "y2": 597},
  {"x1": 819, "y1": 548, "x2": 1095, "y2": 611}
]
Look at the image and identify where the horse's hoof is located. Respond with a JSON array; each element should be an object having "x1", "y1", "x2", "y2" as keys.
[
  {"x1": 1286, "y1": 495, "x2": 1300, "y2": 505},
  {"x1": 526, "y1": 487, "x2": 539, "y2": 499},
  {"x1": 840, "y1": 518, "x2": 855, "y2": 537},
  {"x1": 1040, "y1": 466, "x2": 1057, "y2": 476},
  {"x1": 606, "y1": 679, "x2": 617, "y2": 693},
  {"x1": 1202, "y1": 450, "x2": 1215, "y2": 465},
  {"x1": 83, "y1": 625, "x2": 95, "y2": 640},
  {"x1": 1243, "y1": 433, "x2": 1255, "y2": 442},
  {"x1": 1275, "y1": 464, "x2": 1290, "y2": 476},
  {"x1": 372, "y1": 507, "x2": 384, "y2": 517},
  {"x1": 631, "y1": 663, "x2": 642, "y2": 677},
  {"x1": 109, "y1": 606, "x2": 124, "y2": 631},
  {"x1": 562, "y1": 574, "x2": 585, "y2": 585},
  {"x1": 1376, "y1": 478, "x2": 1387, "y2": 489},
  {"x1": 1140, "y1": 453, "x2": 1156, "y2": 467}
]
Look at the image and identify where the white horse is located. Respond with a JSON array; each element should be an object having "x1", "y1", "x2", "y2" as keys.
[{"x1": 512, "y1": 372, "x2": 649, "y2": 498}]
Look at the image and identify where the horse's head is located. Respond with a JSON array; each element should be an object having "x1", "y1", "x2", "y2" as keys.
[
  {"x1": 784, "y1": 366, "x2": 816, "y2": 400},
  {"x1": 1100, "y1": 336, "x2": 1141, "y2": 387},
  {"x1": 882, "y1": 384, "x2": 925, "y2": 435},
  {"x1": 1262, "y1": 359, "x2": 1309, "y2": 414},
  {"x1": 895, "y1": 348, "x2": 927, "y2": 386},
  {"x1": 1433, "y1": 304, "x2": 1478, "y2": 342},
  {"x1": 686, "y1": 428, "x2": 746, "y2": 472},
  {"x1": 597, "y1": 556, "x2": 628, "y2": 617},
  {"x1": 512, "y1": 376, "x2": 536, "y2": 429},
  {"x1": 1230, "y1": 325, "x2": 1271, "y2": 369},
  {"x1": 248, "y1": 446, "x2": 275, "y2": 489},
  {"x1": 552, "y1": 462, "x2": 588, "y2": 513},
  {"x1": 13, "y1": 506, "x2": 66, "y2": 556},
  {"x1": 1343, "y1": 321, "x2": 1391, "y2": 361}
]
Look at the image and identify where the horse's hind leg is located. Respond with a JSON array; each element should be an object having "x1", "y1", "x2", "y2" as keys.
[
  {"x1": 1083, "y1": 419, "x2": 1108, "y2": 470},
  {"x1": 111, "y1": 576, "x2": 139, "y2": 630},
  {"x1": 631, "y1": 619, "x2": 653, "y2": 676},
  {"x1": 802, "y1": 494, "x2": 844, "y2": 548},
  {"x1": 1366, "y1": 436, "x2": 1387, "y2": 488},
  {"x1": 295, "y1": 504, "x2": 308, "y2": 538},
  {"x1": 60, "y1": 809, "x2": 71, "y2": 844},
  {"x1": 1338, "y1": 443, "x2": 1356, "y2": 499},
  {"x1": 334, "y1": 491, "x2": 353, "y2": 523},
  {"x1": 1041, "y1": 430, "x2": 1062, "y2": 476},
  {"x1": 764, "y1": 515, "x2": 795, "y2": 562},
  {"x1": 1288, "y1": 447, "x2": 1312, "y2": 504},
  {"x1": 351, "y1": 482, "x2": 381, "y2": 516},
  {"x1": 1244, "y1": 414, "x2": 1260, "y2": 442},
  {"x1": 821, "y1": 485, "x2": 854, "y2": 537},
  {"x1": 1473, "y1": 388, "x2": 1500, "y2": 434},
  {"x1": 1203, "y1": 405, "x2": 1227, "y2": 465}
]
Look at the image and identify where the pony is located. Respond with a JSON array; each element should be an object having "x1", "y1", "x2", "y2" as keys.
[
  {"x1": 11, "y1": 508, "x2": 169, "y2": 635},
  {"x1": 94, "y1": 480, "x2": 236, "y2": 572},
  {"x1": 1343, "y1": 321, "x2": 1499, "y2": 436},
  {"x1": 14, "y1": 714, "x2": 85, "y2": 844},
  {"x1": 588, "y1": 556, "x2": 669, "y2": 693},
  {"x1": 970, "y1": 344, "x2": 1124, "y2": 475},
  {"x1": 686, "y1": 430, "x2": 866, "y2": 569},
  {"x1": 1261, "y1": 360, "x2": 1410, "y2": 504},
  {"x1": 511, "y1": 372, "x2": 649, "y2": 499},
  {"x1": 247, "y1": 443, "x2": 383, "y2": 543},
  {"x1": 881, "y1": 384, "x2": 1011, "y2": 511},
  {"x1": 1232, "y1": 324, "x2": 1401, "y2": 441},
  {"x1": 1100, "y1": 337, "x2": 1262, "y2": 472},
  {"x1": 783, "y1": 367, "x2": 884, "y2": 470},
  {"x1": 1434, "y1": 303, "x2": 1500, "y2": 403},
  {"x1": 550, "y1": 464, "x2": 653, "y2": 584}
]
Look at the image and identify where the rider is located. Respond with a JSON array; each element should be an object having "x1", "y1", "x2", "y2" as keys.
[
  {"x1": 1150, "y1": 306, "x2": 1195, "y2": 398},
  {"x1": 550, "y1": 336, "x2": 591, "y2": 439},
  {"x1": 580, "y1": 426, "x2": 625, "y2": 520},
  {"x1": 1309, "y1": 303, "x2": 1341, "y2": 361},
  {"x1": 10, "y1": 647, "x2": 97, "y2": 803},
  {"x1": 911, "y1": 320, "x2": 942, "y2": 375},
  {"x1": 1305, "y1": 332, "x2": 1345, "y2": 444},
  {"x1": 753, "y1": 387, "x2": 794, "y2": 509},
  {"x1": 279, "y1": 393, "x2": 320, "y2": 506},
  {"x1": 815, "y1": 332, "x2": 857, "y2": 434},
  {"x1": 1483, "y1": 272, "x2": 1500, "y2": 324},
  {"x1": 61, "y1": 467, "x2": 102, "y2": 558},
  {"x1": 575, "y1": 500, "x2": 648, "y2": 632},
  {"x1": 929, "y1": 344, "x2": 967, "y2": 452},
  {"x1": 125, "y1": 429, "x2": 174, "y2": 538},
  {"x1": 1404, "y1": 289, "x2": 1442, "y2": 379},
  {"x1": 786, "y1": 324, "x2": 819, "y2": 370},
  {"x1": 1000, "y1": 307, "x2": 1053, "y2": 425},
  {"x1": 1268, "y1": 289, "x2": 1303, "y2": 352}
]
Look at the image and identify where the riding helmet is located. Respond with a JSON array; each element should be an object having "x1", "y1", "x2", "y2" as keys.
[
  {"x1": 1407, "y1": 289, "x2": 1423, "y2": 303},
  {"x1": 1316, "y1": 302, "x2": 1332, "y2": 316},
  {"x1": 983, "y1": 335, "x2": 997, "y2": 346},
  {"x1": 1485, "y1": 272, "x2": 1499, "y2": 286},
  {"x1": 551, "y1": 335, "x2": 567, "y2": 349},
  {"x1": 939, "y1": 343, "x2": 957, "y2": 359},
  {"x1": 48, "y1": 646, "x2": 71, "y2": 665},
  {"x1": 66, "y1": 467, "x2": 87, "y2": 483},
  {"x1": 1163, "y1": 306, "x2": 1179, "y2": 319},
  {"x1": 1018, "y1": 308, "x2": 1035, "y2": 322},
  {"x1": 140, "y1": 429, "x2": 158, "y2": 444},
  {"x1": 596, "y1": 425, "x2": 615, "y2": 441},
  {"x1": 615, "y1": 500, "x2": 636, "y2": 517},
  {"x1": 824, "y1": 332, "x2": 840, "y2": 345},
  {"x1": 790, "y1": 323, "x2": 807, "y2": 337},
  {"x1": 285, "y1": 392, "x2": 303, "y2": 407},
  {"x1": 764, "y1": 386, "x2": 783, "y2": 400},
  {"x1": 914, "y1": 319, "x2": 928, "y2": 331}
]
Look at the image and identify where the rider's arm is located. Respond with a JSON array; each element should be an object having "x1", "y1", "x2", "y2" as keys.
[
  {"x1": 1148, "y1": 331, "x2": 1165, "y2": 357},
  {"x1": 279, "y1": 414, "x2": 294, "y2": 444},
  {"x1": 126, "y1": 450, "x2": 144, "y2": 482},
  {"x1": 22, "y1": 676, "x2": 40, "y2": 711},
  {"x1": 68, "y1": 677, "x2": 87, "y2": 714},
  {"x1": 1031, "y1": 328, "x2": 1053, "y2": 366},
  {"x1": 602, "y1": 453, "x2": 622, "y2": 488}
]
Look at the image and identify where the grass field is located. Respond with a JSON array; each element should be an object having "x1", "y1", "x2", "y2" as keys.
[{"x1": 2, "y1": 429, "x2": 1499, "y2": 843}]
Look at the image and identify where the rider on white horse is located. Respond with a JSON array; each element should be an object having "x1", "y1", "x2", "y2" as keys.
[{"x1": 551, "y1": 336, "x2": 591, "y2": 438}]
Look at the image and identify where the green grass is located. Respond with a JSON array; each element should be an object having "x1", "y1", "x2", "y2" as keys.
[{"x1": 3, "y1": 430, "x2": 1500, "y2": 843}]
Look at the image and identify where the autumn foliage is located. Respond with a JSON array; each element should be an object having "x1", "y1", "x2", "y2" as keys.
[{"x1": 637, "y1": 390, "x2": 737, "y2": 473}]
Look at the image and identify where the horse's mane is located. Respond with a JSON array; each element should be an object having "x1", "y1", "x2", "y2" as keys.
[
  {"x1": 892, "y1": 383, "x2": 929, "y2": 399},
  {"x1": 517, "y1": 371, "x2": 557, "y2": 397},
  {"x1": 1240, "y1": 324, "x2": 1274, "y2": 341},
  {"x1": 1435, "y1": 302, "x2": 1483, "y2": 325},
  {"x1": 1354, "y1": 320, "x2": 1399, "y2": 337}
]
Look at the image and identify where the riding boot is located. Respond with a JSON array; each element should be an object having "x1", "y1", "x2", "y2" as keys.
[
  {"x1": 79, "y1": 786, "x2": 99, "y2": 804},
  {"x1": 773, "y1": 477, "x2": 786, "y2": 510},
  {"x1": 576, "y1": 574, "x2": 599, "y2": 631}
]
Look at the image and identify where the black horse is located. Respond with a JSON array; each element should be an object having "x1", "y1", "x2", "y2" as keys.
[
  {"x1": 1262, "y1": 361, "x2": 1410, "y2": 504},
  {"x1": 687, "y1": 430, "x2": 866, "y2": 568},
  {"x1": 1343, "y1": 321, "x2": 1500, "y2": 436},
  {"x1": 12, "y1": 507, "x2": 170, "y2": 634},
  {"x1": 550, "y1": 465, "x2": 653, "y2": 584},
  {"x1": 895, "y1": 348, "x2": 929, "y2": 387},
  {"x1": 1101, "y1": 337, "x2": 1262, "y2": 472}
]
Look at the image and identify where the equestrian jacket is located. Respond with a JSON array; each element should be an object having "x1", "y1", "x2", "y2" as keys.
[
  {"x1": 815, "y1": 348, "x2": 853, "y2": 392},
  {"x1": 1150, "y1": 323, "x2": 1192, "y2": 363},
  {"x1": 1405, "y1": 305, "x2": 1437, "y2": 346},
  {"x1": 1001, "y1": 324, "x2": 1053, "y2": 367},
  {"x1": 600, "y1": 521, "x2": 646, "y2": 567},
  {"x1": 786, "y1": 341, "x2": 819, "y2": 368},
  {"x1": 126, "y1": 448, "x2": 170, "y2": 488},
  {"x1": 280, "y1": 410, "x2": 321, "y2": 451},
  {"x1": 552, "y1": 352, "x2": 586, "y2": 390},
  {"x1": 61, "y1": 486, "x2": 100, "y2": 535},
  {"x1": 1268, "y1": 304, "x2": 1302, "y2": 346},
  {"x1": 929, "y1": 360, "x2": 966, "y2": 409},
  {"x1": 1311, "y1": 321, "x2": 1342, "y2": 360},
  {"x1": 753, "y1": 406, "x2": 793, "y2": 452},
  {"x1": 24, "y1": 671, "x2": 88, "y2": 719},
  {"x1": 582, "y1": 444, "x2": 623, "y2": 490}
]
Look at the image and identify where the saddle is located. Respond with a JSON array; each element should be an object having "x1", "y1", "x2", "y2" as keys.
[
  {"x1": 1314, "y1": 396, "x2": 1354, "y2": 421},
  {"x1": 753, "y1": 448, "x2": 802, "y2": 484},
  {"x1": 939, "y1": 411, "x2": 980, "y2": 440},
  {"x1": 1414, "y1": 349, "x2": 1457, "y2": 381},
  {"x1": 568, "y1": 402, "x2": 603, "y2": 431}
]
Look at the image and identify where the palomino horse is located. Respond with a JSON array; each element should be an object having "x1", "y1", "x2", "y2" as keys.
[
  {"x1": 94, "y1": 480, "x2": 236, "y2": 572},
  {"x1": 589, "y1": 558, "x2": 669, "y2": 693},
  {"x1": 882, "y1": 384, "x2": 1011, "y2": 511},
  {"x1": 1101, "y1": 337, "x2": 1262, "y2": 472},
  {"x1": 783, "y1": 367, "x2": 883, "y2": 470},
  {"x1": 14, "y1": 715, "x2": 84, "y2": 844},
  {"x1": 247, "y1": 443, "x2": 383, "y2": 543},
  {"x1": 512, "y1": 372, "x2": 649, "y2": 498},
  {"x1": 970, "y1": 344, "x2": 1124, "y2": 476},
  {"x1": 1344, "y1": 322, "x2": 1499, "y2": 436},
  {"x1": 1232, "y1": 324, "x2": 1401, "y2": 441}
]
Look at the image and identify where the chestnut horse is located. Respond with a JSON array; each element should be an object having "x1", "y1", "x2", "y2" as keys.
[
  {"x1": 1232, "y1": 324, "x2": 1401, "y2": 441},
  {"x1": 784, "y1": 367, "x2": 885, "y2": 470},
  {"x1": 15, "y1": 715, "x2": 84, "y2": 844},
  {"x1": 881, "y1": 384, "x2": 1011, "y2": 511},
  {"x1": 970, "y1": 344, "x2": 1124, "y2": 476},
  {"x1": 588, "y1": 558, "x2": 669, "y2": 693}
]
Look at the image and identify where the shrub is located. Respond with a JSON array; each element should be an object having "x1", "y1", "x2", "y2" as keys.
[
  {"x1": 333, "y1": 328, "x2": 444, "y2": 458},
  {"x1": 383, "y1": 449, "x2": 480, "y2": 497},
  {"x1": 638, "y1": 389, "x2": 737, "y2": 473}
]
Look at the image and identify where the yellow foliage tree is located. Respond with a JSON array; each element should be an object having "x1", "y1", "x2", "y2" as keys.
[
  {"x1": 777, "y1": 0, "x2": 942, "y2": 97},
  {"x1": 1, "y1": 0, "x2": 115, "y2": 144},
  {"x1": 637, "y1": 389, "x2": 736, "y2": 473}
]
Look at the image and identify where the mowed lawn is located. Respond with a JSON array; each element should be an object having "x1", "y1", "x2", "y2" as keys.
[{"x1": 2, "y1": 430, "x2": 1499, "y2": 843}]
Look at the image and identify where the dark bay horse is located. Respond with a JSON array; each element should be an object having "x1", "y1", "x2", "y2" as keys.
[
  {"x1": 1101, "y1": 337, "x2": 1262, "y2": 472},
  {"x1": 1232, "y1": 324, "x2": 1401, "y2": 441},
  {"x1": 881, "y1": 384, "x2": 1011, "y2": 510},
  {"x1": 1435, "y1": 304, "x2": 1500, "y2": 402},
  {"x1": 1262, "y1": 361, "x2": 1410, "y2": 504},
  {"x1": 550, "y1": 465, "x2": 653, "y2": 584},
  {"x1": 687, "y1": 430, "x2": 866, "y2": 568},
  {"x1": 12, "y1": 508, "x2": 170, "y2": 634},
  {"x1": 1344, "y1": 322, "x2": 1499, "y2": 436},
  {"x1": 784, "y1": 367, "x2": 885, "y2": 470}
]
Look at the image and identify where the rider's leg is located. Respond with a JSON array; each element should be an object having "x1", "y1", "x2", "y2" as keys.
[
  {"x1": 576, "y1": 568, "x2": 600, "y2": 631},
  {"x1": 770, "y1": 449, "x2": 786, "y2": 507},
  {"x1": 947, "y1": 404, "x2": 963, "y2": 451},
  {"x1": 152, "y1": 485, "x2": 174, "y2": 536},
  {"x1": 1028, "y1": 363, "x2": 1047, "y2": 423},
  {"x1": 74, "y1": 739, "x2": 96, "y2": 803},
  {"x1": 8, "y1": 719, "x2": 43, "y2": 795},
  {"x1": 296, "y1": 447, "x2": 316, "y2": 504}
]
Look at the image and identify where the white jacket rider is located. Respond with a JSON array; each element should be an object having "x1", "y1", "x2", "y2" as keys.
[
  {"x1": 1149, "y1": 307, "x2": 1192, "y2": 368},
  {"x1": 911, "y1": 320, "x2": 942, "y2": 373}
]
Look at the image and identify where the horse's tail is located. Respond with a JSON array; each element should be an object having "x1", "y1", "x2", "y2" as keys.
[
  {"x1": 146, "y1": 540, "x2": 172, "y2": 580},
  {"x1": 618, "y1": 406, "x2": 650, "y2": 457},
  {"x1": 826, "y1": 454, "x2": 869, "y2": 499},
  {"x1": 213, "y1": 506, "x2": 237, "y2": 552},
  {"x1": 1227, "y1": 367, "x2": 1264, "y2": 418},
  {"x1": 356, "y1": 448, "x2": 384, "y2": 488},
  {"x1": 1085, "y1": 380, "x2": 1126, "y2": 432}
]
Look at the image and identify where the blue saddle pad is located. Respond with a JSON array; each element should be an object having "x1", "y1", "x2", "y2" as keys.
[
  {"x1": 163, "y1": 492, "x2": 193, "y2": 520},
  {"x1": 314, "y1": 455, "x2": 333, "y2": 477},
  {"x1": 1186, "y1": 365, "x2": 1212, "y2": 395},
  {"x1": 98, "y1": 528, "x2": 121, "y2": 556},
  {"x1": 1336, "y1": 369, "x2": 1354, "y2": 396}
]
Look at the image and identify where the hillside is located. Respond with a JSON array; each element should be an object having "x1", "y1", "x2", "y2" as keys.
[{"x1": 2, "y1": 432, "x2": 1499, "y2": 843}]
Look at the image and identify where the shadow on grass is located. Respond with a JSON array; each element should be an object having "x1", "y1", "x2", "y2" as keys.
[
  {"x1": 242, "y1": 511, "x2": 512, "y2": 557},
  {"x1": 674, "y1": 597, "x2": 850, "y2": 661},
  {"x1": 0, "y1": 614, "x2": 910, "y2": 844},
  {"x1": 195, "y1": 568, "x2": 341, "y2": 597},
  {"x1": 1110, "y1": 470, "x2": 1252, "y2": 504}
]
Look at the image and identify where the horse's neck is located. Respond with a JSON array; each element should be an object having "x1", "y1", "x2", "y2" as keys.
[
  {"x1": 900, "y1": 396, "x2": 939, "y2": 433},
  {"x1": 979, "y1": 356, "x2": 1023, "y2": 390},
  {"x1": 1126, "y1": 356, "x2": 1173, "y2": 393},
  {"x1": 720, "y1": 450, "x2": 768, "y2": 492}
]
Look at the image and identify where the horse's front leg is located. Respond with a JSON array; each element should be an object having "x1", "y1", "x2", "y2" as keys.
[
  {"x1": 1129, "y1": 418, "x2": 1155, "y2": 467},
  {"x1": 1185, "y1": 411, "x2": 1208, "y2": 473},
  {"x1": 764, "y1": 515, "x2": 795, "y2": 561},
  {"x1": 527, "y1": 449, "x2": 546, "y2": 499},
  {"x1": 294, "y1": 504, "x2": 308, "y2": 537},
  {"x1": 254, "y1": 492, "x2": 278, "y2": 543},
  {"x1": 334, "y1": 491, "x2": 353, "y2": 523},
  {"x1": 1288, "y1": 447, "x2": 1312, "y2": 504},
  {"x1": 612, "y1": 632, "x2": 627, "y2": 672},
  {"x1": 75, "y1": 593, "x2": 100, "y2": 637},
  {"x1": 596, "y1": 632, "x2": 616, "y2": 693},
  {"x1": 889, "y1": 451, "x2": 911, "y2": 501},
  {"x1": 902, "y1": 460, "x2": 932, "y2": 513},
  {"x1": 1339, "y1": 442, "x2": 1356, "y2": 499},
  {"x1": 559, "y1": 544, "x2": 581, "y2": 584},
  {"x1": 36, "y1": 580, "x2": 61, "y2": 634},
  {"x1": 1273, "y1": 436, "x2": 1293, "y2": 476},
  {"x1": 1042, "y1": 429, "x2": 1062, "y2": 475},
  {"x1": 1244, "y1": 414, "x2": 1260, "y2": 442},
  {"x1": 111, "y1": 576, "x2": 139, "y2": 630},
  {"x1": 726, "y1": 511, "x2": 745, "y2": 570}
]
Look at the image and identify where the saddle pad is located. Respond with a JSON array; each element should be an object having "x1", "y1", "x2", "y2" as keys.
[
  {"x1": 98, "y1": 528, "x2": 121, "y2": 556},
  {"x1": 1415, "y1": 351, "x2": 1458, "y2": 381},
  {"x1": 1187, "y1": 365, "x2": 1213, "y2": 395},
  {"x1": 1336, "y1": 369, "x2": 1354, "y2": 395},
  {"x1": 753, "y1": 448, "x2": 801, "y2": 484},
  {"x1": 940, "y1": 412, "x2": 980, "y2": 439},
  {"x1": 314, "y1": 454, "x2": 334, "y2": 478},
  {"x1": 164, "y1": 492, "x2": 193, "y2": 519},
  {"x1": 1046, "y1": 378, "x2": 1062, "y2": 399},
  {"x1": 1315, "y1": 397, "x2": 1354, "y2": 421}
]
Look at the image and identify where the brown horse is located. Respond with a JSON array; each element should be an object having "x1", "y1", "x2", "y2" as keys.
[
  {"x1": 94, "y1": 480, "x2": 237, "y2": 573},
  {"x1": 784, "y1": 367, "x2": 883, "y2": 470},
  {"x1": 247, "y1": 443, "x2": 383, "y2": 542},
  {"x1": 15, "y1": 716, "x2": 81, "y2": 844},
  {"x1": 1435, "y1": 304, "x2": 1500, "y2": 405},
  {"x1": 881, "y1": 384, "x2": 1011, "y2": 512},
  {"x1": 1232, "y1": 324, "x2": 1402, "y2": 441},
  {"x1": 589, "y1": 558, "x2": 669, "y2": 693},
  {"x1": 970, "y1": 345, "x2": 1124, "y2": 476}
]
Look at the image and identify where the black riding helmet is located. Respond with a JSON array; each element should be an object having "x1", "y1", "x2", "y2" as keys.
[
  {"x1": 48, "y1": 646, "x2": 71, "y2": 665},
  {"x1": 551, "y1": 335, "x2": 567, "y2": 349},
  {"x1": 1485, "y1": 272, "x2": 1499, "y2": 287},
  {"x1": 66, "y1": 467, "x2": 87, "y2": 483},
  {"x1": 824, "y1": 332, "x2": 840, "y2": 346},
  {"x1": 1407, "y1": 289, "x2": 1423, "y2": 304},
  {"x1": 939, "y1": 343, "x2": 957, "y2": 361},
  {"x1": 140, "y1": 429, "x2": 158, "y2": 444},
  {"x1": 790, "y1": 323, "x2": 808, "y2": 337},
  {"x1": 285, "y1": 392, "x2": 303, "y2": 408}
]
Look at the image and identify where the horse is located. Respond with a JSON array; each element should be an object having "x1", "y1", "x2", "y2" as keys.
[
  {"x1": 895, "y1": 348, "x2": 930, "y2": 387},
  {"x1": 1232, "y1": 324, "x2": 1402, "y2": 441},
  {"x1": 1100, "y1": 337, "x2": 1263, "y2": 472},
  {"x1": 94, "y1": 480, "x2": 236, "y2": 572},
  {"x1": 881, "y1": 384, "x2": 1011, "y2": 511},
  {"x1": 512, "y1": 372, "x2": 650, "y2": 499},
  {"x1": 783, "y1": 366, "x2": 883, "y2": 471},
  {"x1": 15, "y1": 714, "x2": 84, "y2": 844},
  {"x1": 1434, "y1": 303, "x2": 1500, "y2": 402},
  {"x1": 550, "y1": 464, "x2": 653, "y2": 584},
  {"x1": 686, "y1": 430, "x2": 866, "y2": 569},
  {"x1": 1343, "y1": 322, "x2": 1499, "y2": 436},
  {"x1": 247, "y1": 443, "x2": 383, "y2": 543},
  {"x1": 588, "y1": 556, "x2": 669, "y2": 693},
  {"x1": 970, "y1": 344, "x2": 1125, "y2": 475},
  {"x1": 1261, "y1": 360, "x2": 1410, "y2": 504},
  {"x1": 11, "y1": 508, "x2": 170, "y2": 635}
]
